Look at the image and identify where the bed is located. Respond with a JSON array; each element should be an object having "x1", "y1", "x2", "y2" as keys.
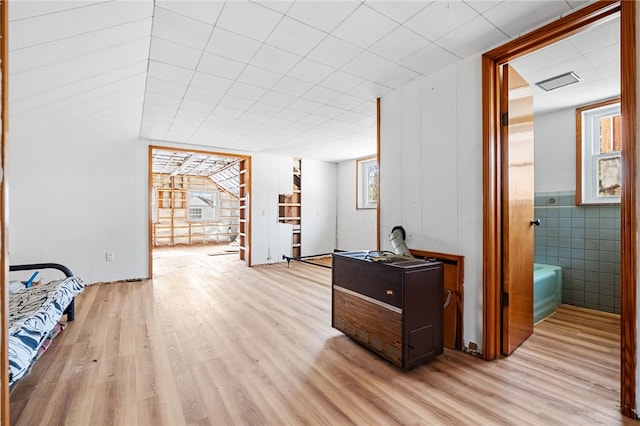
[{"x1": 8, "y1": 263, "x2": 84, "y2": 389}]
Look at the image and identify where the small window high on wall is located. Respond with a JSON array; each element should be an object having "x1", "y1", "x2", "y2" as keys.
[
  {"x1": 576, "y1": 98, "x2": 621, "y2": 205},
  {"x1": 188, "y1": 190, "x2": 218, "y2": 222}
]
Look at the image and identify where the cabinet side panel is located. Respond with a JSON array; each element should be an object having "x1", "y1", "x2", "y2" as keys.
[{"x1": 333, "y1": 288, "x2": 402, "y2": 367}]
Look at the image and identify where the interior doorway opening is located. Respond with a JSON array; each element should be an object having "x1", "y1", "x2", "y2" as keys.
[{"x1": 148, "y1": 146, "x2": 252, "y2": 276}]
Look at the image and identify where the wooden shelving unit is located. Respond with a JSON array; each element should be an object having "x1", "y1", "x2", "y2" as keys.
[
  {"x1": 152, "y1": 174, "x2": 240, "y2": 247},
  {"x1": 278, "y1": 158, "x2": 301, "y2": 257},
  {"x1": 238, "y1": 163, "x2": 248, "y2": 261}
]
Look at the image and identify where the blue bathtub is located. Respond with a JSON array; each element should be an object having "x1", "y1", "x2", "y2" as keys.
[{"x1": 534, "y1": 263, "x2": 562, "y2": 323}]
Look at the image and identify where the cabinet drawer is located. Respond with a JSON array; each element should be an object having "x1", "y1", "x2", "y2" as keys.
[{"x1": 333, "y1": 256, "x2": 403, "y2": 308}]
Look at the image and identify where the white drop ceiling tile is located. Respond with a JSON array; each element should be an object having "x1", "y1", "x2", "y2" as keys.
[
  {"x1": 274, "y1": 108, "x2": 307, "y2": 121},
  {"x1": 184, "y1": 85, "x2": 225, "y2": 104},
  {"x1": 349, "y1": 80, "x2": 392, "y2": 100},
  {"x1": 351, "y1": 100, "x2": 376, "y2": 118},
  {"x1": 464, "y1": 1, "x2": 502, "y2": 14},
  {"x1": 330, "y1": 93, "x2": 366, "y2": 111},
  {"x1": 239, "y1": 111, "x2": 271, "y2": 124},
  {"x1": 569, "y1": 18, "x2": 619, "y2": 55},
  {"x1": 258, "y1": 1, "x2": 295, "y2": 14},
  {"x1": 11, "y1": 60, "x2": 147, "y2": 112},
  {"x1": 145, "y1": 77, "x2": 188, "y2": 98},
  {"x1": 142, "y1": 103, "x2": 178, "y2": 118},
  {"x1": 251, "y1": 44, "x2": 302, "y2": 74},
  {"x1": 306, "y1": 35, "x2": 364, "y2": 69},
  {"x1": 584, "y1": 45, "x2": 620, "y2": 68},
  {"x1": 319, "y1": 70, "x2": 365, "y2": 93},
  {"x1": 365, "y1": 1, "x2": 430, "y2": 24},
  {"x1": 259, "y1": 90, "x2": 297, "y2": 107},
  {"x1": 482, "y1": 1, "x2": 571, "y2": 38},
  {"x1": 174, "y1": 110, "x2": 208, "y2": 124},
  {"x1": 166, "y1": 126, "x2": 198, "y2": 141},
  {"x1": 404, "y1": 1, "x2": 478, "y2": 41},
  {"x1": 145, "y1": 91, "x2": 183, "y2": 109},
  {"x1": 368, "y1": 26, "x2": 429, "y2": 63},
  {"x1": 197, "y1": 52, "x2": 246, "y2": 80},
  {"x1": 181, "y1": 98, "x2": 216, "y2": 114},
  {"x1": 342, "y1": 51, "x2": 397, "y2": 81},
  {"x1": 336, "y1": 110, "x2": 370, "y2": 124},
  {"x1": 9, "y1": 1, "x2": 86, "y2": 21},
  {"x1": 205, "y1": 27, "x2": 262, "y2": 64},
  {"x1": 400, "y1": 43, "x2": 458, "y2": 76},
  {"x1": 248, "y1": 102, "x2": 283, "y2": 116},
  {"x1": 10, "y1": 1, "x2": 153, "y2": 51},
  {"x1": 297, "y1": 114, "x2": 329, "y2": 126},
  {"x1": 155, "y1": 1, "x2": 224, "y2": 24},
  {"x1": 302, "y1": 85, "x2": 342, "y2": 104},
  {"x1": 149, "y1": 37, "x2": 202, "y2": 70},
  {"x1": 313, "y1": 105, "x2": 346, "y2": 119},
  {"x1": 594, "y1": 61, "x2": 620, "y2": 79},
  {"x1": 210, "y1": 106, "x2": 243, "y2": 119},
  {"x1": 237, "y1": 65, "x2": 284, "y2": 89},
  {"x1": 148, "y1": 60, "x2": 195, "y2": 86},
  {"x1": 141, "y1": 123, "x2": 172, "y2": 140},
  {"x1": 567, "y1": 0, "x2": 593, "y2": 9},
  {"x1": 11, "y1": 38, "x2": 151, "y2": 101},
  {"x1": 217, "y1": 94, "x2": 255, "y2": 111},
  {"x1": 383, "y1": 61, "x2": 427, "y2": 88},
  {"x1": 190, "y1": 71, "x2": 234, "y2": 93},
  {"x1": 332, "y1": 5, "x2": 399, "y2": 49},
  {"x1": 266, "y1": 16, "x2": 326, "y2": 56},
  {"x1": 10, "y1": 18, "x2": 152, "y2": 75},
  {"x1": 436, "y1": 16, "x2": 508, "y2": 58},
  {"x1": 226, "y1": 81, "x2": 268, "y2": 101},
  {"x1": 268, "y1": 117, "x2": 298, "y2": 128},
  {"x1": 216, "y1": 1, "x2": 283, "y2": 41},
  {"x1": 288, "y1": 98, "x2": 323, "y2": 114},
  {"x1": 285, "y1": 1, "x2": 360, "y2": 33},
  {"x1": 152, "y1": 7, "x2": 213, "y2": 50},
  {"x1": 270, "y1": 76, "x2": 314, "y2": 97},
  {"x1": 286, "y1": 58, "x2": 336, "y2": 84}
]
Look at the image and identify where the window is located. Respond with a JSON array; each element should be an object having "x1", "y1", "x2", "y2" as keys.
[
  {"x1": 356, "y1": 156, "x2": 378, "y2": 209},
  {"x1": 576, "y1": 98, "x2": 621, "y2": 205},
  {"x1": 188, "y1": 190, "x2": 218, "y2": 222}
]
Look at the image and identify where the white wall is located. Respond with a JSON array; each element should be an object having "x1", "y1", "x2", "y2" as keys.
[
  {"x1": 534, "y1": 108, "x2": 576, "y2": 192},
  {"x1": 9, "y1": 125, "x2": 149, "y2": 284},
  {"x1": 301, "y1": 159, "x2": 337, "y2": 256},
  {"x1": 380, "y1": 58, "x2": 483, "y2": 351},
  {"x1": 9, "y1": 124, "x2": 338, "y2": 281},
  {"x1": 336, "y1": 159, "x2": 376, "y2": 251}
]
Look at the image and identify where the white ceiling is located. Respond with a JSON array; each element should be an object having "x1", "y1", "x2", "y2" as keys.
[{"x1": 9, "y1": 0, "x2": 603, "y2": 163}]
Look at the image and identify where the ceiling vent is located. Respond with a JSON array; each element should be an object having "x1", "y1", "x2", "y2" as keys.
[{"x1": 535, "y1": 71, "x2": 581, "y2": 91}]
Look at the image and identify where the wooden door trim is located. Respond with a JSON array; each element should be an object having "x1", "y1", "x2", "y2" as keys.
[
  {"x1": 376, "y1": 97, "x2": 381, "y2": 251},
  {"x1": 481, "y1": 0, "x2": 637, "y2": 418},
  {"x1": 148, "y1": 145, "x2": 253, "y2": 276},
  {"x1": 1, "y1": 0, "x2": 9, "y2": 423}
]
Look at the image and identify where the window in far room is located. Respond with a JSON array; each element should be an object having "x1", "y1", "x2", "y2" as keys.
[
  {"x1": 576, "y1": 98, "x2": 621, "y2": 205},
  {"x1": 188, "y1": 190, "x2": 218, "y2": 221}
]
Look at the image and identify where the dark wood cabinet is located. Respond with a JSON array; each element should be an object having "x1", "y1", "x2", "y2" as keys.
[{"x1": 332, "y1": 251, "x2": 444, "y2": 369}]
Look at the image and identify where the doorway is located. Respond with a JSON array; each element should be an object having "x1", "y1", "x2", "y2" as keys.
[
  {"x1": 148, "y1": 146, "x2": 252, "y2": 276},
  {"x1": 481, "y1": 1, "x2": 636, "y2": 418}
]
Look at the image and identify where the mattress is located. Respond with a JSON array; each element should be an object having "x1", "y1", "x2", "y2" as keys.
[{"x1": 8, "y1": 276, "x2": 84, "y2": 387}]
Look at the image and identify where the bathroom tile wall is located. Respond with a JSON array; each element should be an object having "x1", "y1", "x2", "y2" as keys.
[{"x1": 534, "y1": 190, "x2": 620, "y2": 314}]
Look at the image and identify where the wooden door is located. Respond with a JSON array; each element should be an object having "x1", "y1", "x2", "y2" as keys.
[{"x1": 501, "y1": 64, "x2": 535, "y2": 355}]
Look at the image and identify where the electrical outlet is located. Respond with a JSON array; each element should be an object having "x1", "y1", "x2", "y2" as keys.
[{"x1": 106, "y1": 252, "x2": 114, "y2": 262}]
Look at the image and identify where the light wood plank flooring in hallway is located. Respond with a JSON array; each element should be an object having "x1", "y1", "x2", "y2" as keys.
[{"x1": 10, "y1": 245, "x2": 633, "y2": 425}]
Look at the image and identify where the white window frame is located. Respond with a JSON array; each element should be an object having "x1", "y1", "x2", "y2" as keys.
[
  {"x1": 577, "y1": 99, "x2": 621, "y2": 205},
  {"x1": 187, "y1": 190, "x2": 219, "y2": 222}
]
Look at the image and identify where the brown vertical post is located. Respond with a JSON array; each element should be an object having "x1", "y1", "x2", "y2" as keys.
[
  {"x1": 620, "y1": 0, "x2": 637, "y2": 417},
  {"x1": 1, "y1": 0, "x2": 9, "y2": 423},
  {"x1": 376, "y1": 97, "x2": 381, "y2": 251}
]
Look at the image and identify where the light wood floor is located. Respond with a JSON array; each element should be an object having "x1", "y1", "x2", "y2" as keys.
[{"x1": 10, "y1": 245, "x2": 634, "y2": 425}]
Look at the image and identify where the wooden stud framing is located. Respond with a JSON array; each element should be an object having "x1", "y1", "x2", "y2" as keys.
[
  {"x1": 482, "y1": 0, "x2": 636, "y2": 418},
  {"x1": 376, "y1": 97, "x2": 381, "y2": 251}
]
